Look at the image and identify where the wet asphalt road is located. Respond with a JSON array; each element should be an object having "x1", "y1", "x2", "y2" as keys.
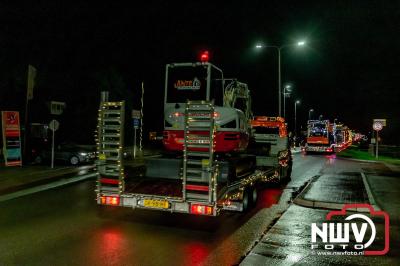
[{"x1": 0, "y1": 153, "x2": 329, "y2": 266}]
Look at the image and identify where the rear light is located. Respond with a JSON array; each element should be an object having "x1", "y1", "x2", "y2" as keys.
[
  {"x1": 326, "y1": 148, "x2": 333, "y2": 152},
  {"x1": 186, "y1": 184, "x2": 209, "y2": 191},
  {"x1": 173, "y1": 112, "x2": 184, "y2": 117},
  {"x1": 191, "y1": 204, "x2": 213, "y2": 215},
  {"x1": 100, "y1": 196, "x2": 120, "y2": 206}
]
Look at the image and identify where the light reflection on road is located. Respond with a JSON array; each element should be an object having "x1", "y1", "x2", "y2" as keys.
[{"x1": 183, "y1": 242, "x2": 210, "y2": 266}]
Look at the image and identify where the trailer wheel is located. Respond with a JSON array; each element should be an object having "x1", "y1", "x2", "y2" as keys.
[
  {"x1": 242, "y1": 190, "x2": 250, "y2": 212},
  {"x1": 285, "y1": 164, "x2": 292, "y2": 182},
  {"x1": 250, "y1": 188, "x2": 258, "y2": 206}
]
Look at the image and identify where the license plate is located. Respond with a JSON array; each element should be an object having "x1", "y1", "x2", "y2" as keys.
[{"x1": 143, "y1": 199, "x2": 169, "y2": 209}]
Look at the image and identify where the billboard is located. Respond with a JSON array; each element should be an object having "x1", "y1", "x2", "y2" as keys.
[{"x1": 1, "y1": 111, "x2": 22, "y2": 166}]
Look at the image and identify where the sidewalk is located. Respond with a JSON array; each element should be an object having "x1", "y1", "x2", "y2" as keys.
[
  {"x1": 241, "y1": 160, "x2": 400, "y2": 265},
  {"x1": 293, "y1": 172, "x2": 373, "y2": 211}
]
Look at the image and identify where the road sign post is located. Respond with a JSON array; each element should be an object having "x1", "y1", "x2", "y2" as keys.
[
  {"x1": 372, "y1": 121, "x2": 383, "y2": 159},
  {"x1": 132, "y1": 109, "x2": 141, "y2": 159},
  {"x1": 49, "y1": 119, "x2": 59, "y2": 168},
  {"x1": 376, "y1": 130, "x2": 379, "y2": 159}
]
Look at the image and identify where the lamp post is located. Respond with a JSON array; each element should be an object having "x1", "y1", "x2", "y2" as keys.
[
  {"x1": 283, "y1": 84, "x2": 292, "y2": 118},
  {"x1": 294, "y1": 100, "x2": 301, "y2": 134},
  {"x1": 308, "y1": 108, "x2": 314, "y2": 120},
  {"x1": 255, "y1": 41, "x2": 306, "y2": 116}
]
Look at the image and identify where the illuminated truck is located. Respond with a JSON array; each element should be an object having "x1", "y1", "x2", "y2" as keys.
[
  {"x1": 333, "y1": 123, "x2": 352, "y2": 152},
  {"x1": 304, "y1": 119, "x2": 334, "y2": 153}
]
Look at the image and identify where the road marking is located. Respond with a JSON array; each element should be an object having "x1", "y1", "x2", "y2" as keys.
[
  {"x1": 361, "y1": 172, "x2": 381, "y2": 211},
  {"x1": 0, "y1": 172, "x2": 98, "y2": 202}
]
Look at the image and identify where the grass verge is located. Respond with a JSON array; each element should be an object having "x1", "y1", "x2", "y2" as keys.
[{"x1": 337, "y1": 145, "x2": 400, "y2": 165}]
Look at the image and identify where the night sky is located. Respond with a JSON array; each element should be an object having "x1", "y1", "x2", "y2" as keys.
[{"x1": 0, "y1": 1, "x2": 399, "y2": 144}]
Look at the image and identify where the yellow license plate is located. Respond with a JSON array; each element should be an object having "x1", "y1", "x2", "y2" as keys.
[{"x1": 143, "y1": 199, "x2": 169, "y2": 209}]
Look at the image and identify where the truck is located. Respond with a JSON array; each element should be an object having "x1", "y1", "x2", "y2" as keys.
[
  {"x1": 304, "y1": 119, "x2": 335, "y2": 153},
  {"x1": 249, "y1": 116, "x2": 292, "y2": 181},
  {"x1": 95, "y1": 58, "x2": 292, "y2": 216},
  {"x1": 333, "y1": 123, "x2": 352, "y2": 152}
]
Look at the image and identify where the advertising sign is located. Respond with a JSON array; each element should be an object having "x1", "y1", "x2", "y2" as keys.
[{"x1": 1, "y1": 111, "x2": 22, "y2": 166}]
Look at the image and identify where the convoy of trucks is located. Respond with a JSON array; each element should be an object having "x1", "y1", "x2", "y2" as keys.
[{"x1": 95, "y1": 58, "x2": 292, "y2": 216}]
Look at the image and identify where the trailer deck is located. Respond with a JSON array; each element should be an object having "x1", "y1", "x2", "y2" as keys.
[{"x1": 125, "y1": 178, "x2": 182, "y2": 198}]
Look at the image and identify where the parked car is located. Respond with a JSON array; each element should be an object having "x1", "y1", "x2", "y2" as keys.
[{"x1": 33, "y1": 143, "x2": 96, "y2": 165}]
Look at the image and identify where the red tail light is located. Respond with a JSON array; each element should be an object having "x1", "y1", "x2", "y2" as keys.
[
  {"x1": 100, "y1": 196, "x2": 120, "y2": 206},
  {"x1": 326, "y1": 148, "x2": 333, "y2": 152},
  {"x1": 191, "y1": 204, "x2": 213, "y2": 215}
]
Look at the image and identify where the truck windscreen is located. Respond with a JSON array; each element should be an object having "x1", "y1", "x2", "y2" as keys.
[
  {"x1": 254, "y1": 127, "x2": 280, "y2": 135},
  {"x1": 166, "y1": 65, "x2": 208, "y2": 103},
  {"x1": 309, "y1": 123, "x2": 327, "y2": 137}
]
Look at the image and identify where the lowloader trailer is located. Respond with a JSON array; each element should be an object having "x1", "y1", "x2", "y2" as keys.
[
  {"x1": 96, "y1": 102, "x2": 288, "y2": 216},
  {"x1": 95, "y1": 59, "x2": 291, "y2": 216}
]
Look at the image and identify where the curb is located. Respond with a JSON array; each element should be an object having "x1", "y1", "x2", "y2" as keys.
[
  {"x1": 293, "y1": 173, "x2": 378, "y2": 213},
  {"x1": 335, "y1": 156, "x2": 380, "y2": 164},
  {"x1": 361, "y1": 172, "x2": 381, "y2": 211},
  {"x1": 239, "y1": 187, "x2": 295, "y2": 265}
]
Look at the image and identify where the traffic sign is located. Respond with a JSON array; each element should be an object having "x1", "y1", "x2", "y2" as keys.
[
  {"x1": 133, "y1": 118, "x2": 140, "y2": 128},
  {"x1": 49, "y1": 119, "x2": 60, "y2": 131},
  {"x1": 373, "y1": 119, "x2": 386, "y2": 126},
  {"x1": 373, "y1": 121, "x2": 383, "y2": 131},
  {"x1": 132, "y1": 109, "x2": 141, "y2": 119},
  {"x1": 50, "y1": 101, "x2": 66, "y2": 115}
]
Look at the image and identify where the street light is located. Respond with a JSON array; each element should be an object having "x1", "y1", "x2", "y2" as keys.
[
  {"x1": 255, "y1": 40, "x2": 306, "y2": 116},
  {"x1": 308, "y1": 108, "x2": 314, "y2": 120},
  {"x1": 294, "y1": 100, "x2": 301, "y2": 134},
  {"x1": 283, "y1": 84, "x2": 292, "y2": 118}
]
